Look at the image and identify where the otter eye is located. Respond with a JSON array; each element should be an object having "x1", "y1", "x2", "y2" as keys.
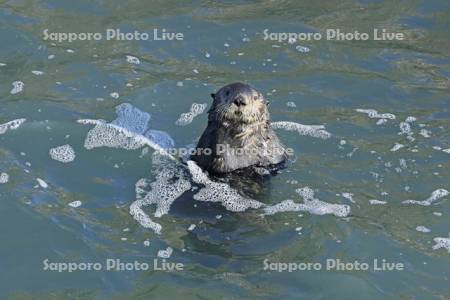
[{"x1": 253, "y1": 96, "x2": 258, "y2": 100}]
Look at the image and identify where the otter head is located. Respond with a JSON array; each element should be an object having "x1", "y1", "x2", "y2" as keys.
[{"x1": 209, "y1": 82, "x2": 269, "y2": 126}]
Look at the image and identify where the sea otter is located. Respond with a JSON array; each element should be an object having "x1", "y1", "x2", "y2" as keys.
[{"x1": 191, "y1": 82, "x2": 288, "y2": 175}]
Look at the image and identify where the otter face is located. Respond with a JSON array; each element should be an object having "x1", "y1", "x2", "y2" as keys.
[{"x1": 210, "y1": 82, "x2": 269, "y2": 125}]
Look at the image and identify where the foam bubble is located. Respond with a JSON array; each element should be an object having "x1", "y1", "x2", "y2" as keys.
[
  {"x1": 126, "y1": 55, "x2": 140, "y2": 65},
  {"x1": 187, "y1": 224, "x2": 196, "y2": 231},
  {"x1": 390, "y1": 143, "x2": 404, "y2": 152},
  {"x1": 399, "y1": 122, "x2": 412, "y2": 135},
  {"x1": 68, "y1": 200, "x2": 82, "y2": 208},
  {"x1": 10, "y1": 81, "x2": 24, "y2": 94},
  {"x1": 36, "y1": 178, "x2": 48, "y2": 188},
  {"x1": 31, "y1": 70, "x2": 44, "y2": 75},
  {"x1": 369, "y1": 200, "x2": 387, "y2": 205},
  {"x1": 271, "y1": 121, "x2": 331, "y2": 139},
  {"x1": 157, "y1": 247, "x2": 173, "y2": 258},
  {"x1": 0, "y1": 119, "x2": 26, "y2": 135},
  {"x1": 342, "y1": 192, "x2": 355, "y2": 203},
  {"x1": 432, "y1": 234, "x2": 450, "y2": 253},
  {"x1": 175, "y1": 103, "x2": 207, "y2": 126},
  {"x1": 0, "y1": 172, "x2": 9, "y2": 184},
  {"x1": 355, "y1": 109, "x2": 396, "y2": 120},
  {"x1": 405, "y1": 116, "x2": 416, "y2": 123},
  {"x1": 376, "y1": 119, "x2": 387, "y2": 125},
  {"x1": 402, "y1": 189, "x2": 449, "y2": 206},
  {"x1": 416, "y1": 226, "x2": 430, "y2": 233},
  {"x1": 49, "y1": 144, "x2": 76, "y2": 163},
  {"x1": 296, "y1": 45, "x2": 310, "y2": 53},
  {"x1": 264, "y1": 187, "x2": 351, "y2": 217}
]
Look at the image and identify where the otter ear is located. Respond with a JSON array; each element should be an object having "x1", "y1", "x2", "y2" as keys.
[{"x1": 210, "y1": 93, "x2": 216, "y2": 100}]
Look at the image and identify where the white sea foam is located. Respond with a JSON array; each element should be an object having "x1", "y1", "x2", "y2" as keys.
[
  {"x1": 376, "y1": 119, "x2": 387, "y2": 125},
  {"x1": 399, "y1": 122, "x2": 412, "y2": 136},
  {"x1": 0, "y1": 172, "x2": 9, "y2": 184},
  {"x1": 49, "y1": 144, "x2": 76, "y2": 163},
  {"x1": 271, "y1": 121, "x2": 331, "y2": 139},
  {"x1": 78, "y1": 104, "x2": 174, "y2": 158},
  {"x1": 10, "y1": 81, "x2": 24, "y2": 94},
  {"x1": 187, "y1": 160, "x2": 263, "y2": 211},
  {"x1": 175, "y1": 103, "x2": 207, "y2": 126},
  {"x1": 144, "y1": 130, "x2": 175, "y2": 150},
  {"x1": 402, "y1": 189, "x2": 449, "y2": 206},
  {"x1": 286, "y1": 101, "x2": 297, "y2": 108},
  {"x1": 0, "y1": 119, "x2": 26, "y2": 135},
  {"x1": 405, "y1": 116, "x2": 416, "y2": 123},
  {"x1": 342, "y1": 192, "x2": 355, "y2": 203},
  {"x1": 129, "y1": 156, "x2": 191, "y2": 234},
  {"x1": 112, "y1": 103, "x2": 150, "y2": 134},
  {"x1": 126, "y1": 55, "x2": 140, "y2": 65},
  {"x1": 36, "y1": 178, "x2": 48, "y2": 188},
  {"x1": 355, "y1": 109, "x2": 396, "y2": 120},
  {"x1": 369, "y1": 200, "x2": 387, "y2": 205},
  {"x1": 157, "y1": 247, "x2": 173, "y2": 258},
  {"x1": 415, "y1": 226, "x2": 430, "y2": 233},
  {"x1": 68, "y1": 200, "x2": 82, "y2": 208},
  {"x1": 390, "y1": 143, "x2": 404, "y2": 152},
  {"x1": 264, "y1": 187, "x2": 350, "y2": 217},
  {"x1": 31, "y1": 70, "x2": 44, "y2": 75},
  {"x1": 81, "y1": 120, "x2": 148, "y2": 150},
  {"x1": 432, "y1": 234, "x2": 450, "y2": 253}
]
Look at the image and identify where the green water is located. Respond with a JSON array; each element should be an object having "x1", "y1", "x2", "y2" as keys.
[{"x1": 1, "y1": 0, "x2": 450, "y2": 299}]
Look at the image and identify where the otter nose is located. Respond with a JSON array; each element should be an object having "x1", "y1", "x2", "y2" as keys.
[{"x1": 233, "y1": 95, "x2": 247, "y2": 106}]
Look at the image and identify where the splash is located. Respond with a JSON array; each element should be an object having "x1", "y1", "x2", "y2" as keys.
[
  {"x1": 271, "y1": 121, "x2": 331, "y2": 139},
  {"x1": 402, "y1": 189, "x2": 449, "y2": 206},
  {"x1": 49, "y1": 144, "x2": 76, "y2": 163},
  {"x1": 0, "y1": 119, "x2": 26, "y2": 135},
  {"x1": 175, "y1": 103, "x2": 207, "y2": 126}
]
